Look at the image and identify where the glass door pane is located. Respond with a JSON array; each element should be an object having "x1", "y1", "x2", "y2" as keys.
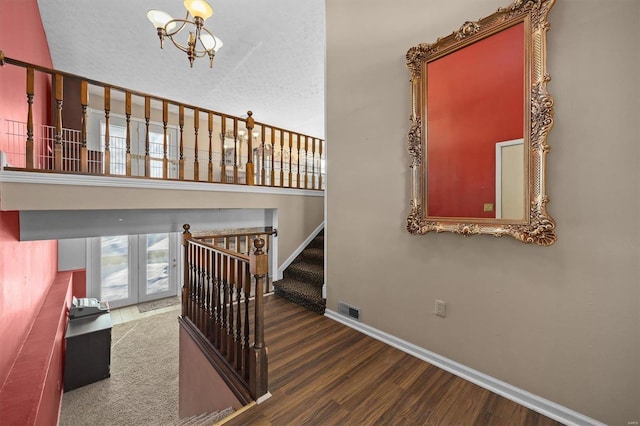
[
  {"x1": 139, "y1": 233, "x2": 177, "y2": 302},
  {"x1": 100, "y1": 235, "x2": 132, "y2": 305},
  {"x1": 145, "y1": 233, "x2": 170, "y2": 295}
]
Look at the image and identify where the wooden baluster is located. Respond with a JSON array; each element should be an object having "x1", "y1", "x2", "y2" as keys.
[
  {"x1": 304, "y1": 135, "x2": 309, "y2": 189},
  {"x1": 162, "y1": 101, "x2": 168, "y2": 179},
  {"x1": 297, "y1": 134, "x2": 302, "y2": 188},
  {"x1": 265, "y1": 234, "x2": 271, "y2": 293},
  {"x1": 194, "y1": 108, "x2": 200, "y2": 181},
  {"x1": 221, "y1": 255, "x2": 228, "y2": 355},
  {"x1": 144, "y1": 96, "x2": 151, "y2": 177},
  {"x1": 227, "y1": 257, "x2": 236, "y2": 365},
  {"x1": 191, "y1": 246, "x2": 198, "y2": 321},
  {"x1": 194, "y1": 244, "x2": 200, "y2": 326},
  {"x1": 190, "y1": 244, "x2": 196, "y2": 323},
  {"x1": 25, "y1": 68, "x2": 35, "y2": 169},
  {"x1": 125, "y1": 92, "x2": 132, "y2": 176},
  {"x1": 311, "y1": 138, "x2": 316, "y2": 190},
  {"x1": 200, "y1": 246, "x2": 207, "y2": 330},
  {"x1": 53, "y1": 74, "x2": 63, "y2": 171},
  {"x1": 270, "y1": 129, "x2": 276, "y2": 187},
  {"x1": 202, "y1": 248, "x2": 209, "y2": 331},
  {"x1": 235, "y1": 260, "x2": 243, "y2": 371},
  {"x1": 288, "y1": 133, "x2": 293, "y2": 188},
  {"x1": 250, "y1": 238, "x2": 268, "y2": 399},
  {"x1": 261, "y1": 125, "x2": 266, "y2": 186},
  {"x1": 243, "y1": 262, "x2": 251, "y2": 380},
  {"x1": 233, "y1": 118, "x2": 239, "y2": 184},
  {"x1": 215, "y1": 251, "x2": 223, "y2": 348},
  {"x1": 179, "y1": 105, "x2": 185, "y2": 180},
  {"x1": 203, "y1": 248, "x2": 209, "y2": 340},
  {"x1": 79, "y1": 81, "x2": 89, "y2": 172},
  {"x1": 246, "y1": 111, "x2": 255, "y2": 185},
  {"x1": 196, "y1": 245, "x2": 202, "y2": 327},
  {"x1": 208, "y1": 112, "x2": 214, "y2": 182},
  {"x1": 279, "y1": 131, "x2": 285, "y2": 187},
  {"x1": 182, "y1": 224, "x2": 192, "y2": 317},
  {"x1": 220, "y1": 116, "x2": 227, "y2": 183},
  {"x1": 196, "y1": 245, "x2": 203, "y2": 326},
  {"x1": 319, "y1": 140, "x2": 324, "y2": 190},
  {"x1": 210, "y1": 249, "x2": 218, "y2": 343},
  {"x1": 194, "y1": 246, "x2": 205, "y2": 331},
  {"x1": 104, "y1": 87, "x2": 111, "y2": 174}
]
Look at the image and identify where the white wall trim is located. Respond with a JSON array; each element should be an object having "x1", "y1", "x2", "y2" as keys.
[
  {"x1": 0, "y1": 169, "x2": 324, "y2": 197},
  {"x1": 324, "y1": 309, "x2": 605, "y2": 426},
  {"x1": 276, "y1": 221, "x2": 324, "y2": 280}
]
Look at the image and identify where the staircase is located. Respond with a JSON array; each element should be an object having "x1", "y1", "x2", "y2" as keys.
[{"x1": 273, "y1": 230, "x2": 325, "y2": 314}]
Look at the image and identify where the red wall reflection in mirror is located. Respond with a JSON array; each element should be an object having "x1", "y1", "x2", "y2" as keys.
[{"x1": 426, "y1": 22, "x2": 524, "y2": 218}]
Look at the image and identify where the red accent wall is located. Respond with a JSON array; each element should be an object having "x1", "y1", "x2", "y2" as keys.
[
  {"x1": 426, "y1": 23, "x2": 524, "y2": 218},
  {"x1": 0, "y1": 212, "x2": 58, "y2": 389},
  {"x1": 0, "y1": 2, "x2": 67, "y2": 424},
  {"x1": 0, "y1": 0, "x2": 53, "y2": 167}
]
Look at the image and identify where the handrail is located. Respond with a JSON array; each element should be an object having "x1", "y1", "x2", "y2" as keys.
[
  {"x1": 0, "y1": 51, "x2": 325, "y2": 190},
  {"x1": 181, "y1": 224, "x2": 269, "y2": 402}
]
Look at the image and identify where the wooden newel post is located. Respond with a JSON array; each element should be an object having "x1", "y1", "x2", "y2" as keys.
[
  {"x1": 249, "y1": 237, "x2": 268, "y2": 399},
  {"x1": 245, "y1": 111, "x2": 255, "y2": 185},
  {"x1": 182, "y1": 224, "x2": 192, "y2": 317}
]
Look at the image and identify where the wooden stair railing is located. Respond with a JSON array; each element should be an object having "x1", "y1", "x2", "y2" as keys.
[
  {"x1": 181, "y1": 224, "x2": 271, "y2": 402},
  {"x1": 0, "y1": 52, "x2": 325, "y2": 190}
]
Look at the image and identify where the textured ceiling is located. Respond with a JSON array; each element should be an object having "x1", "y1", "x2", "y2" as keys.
[{"x1": 37, "y1": 0, "x2": 326, "y2": 138}]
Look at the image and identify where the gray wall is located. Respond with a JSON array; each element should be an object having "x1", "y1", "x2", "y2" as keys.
[{"x1": 326, "y1": 0, "x2": 639, "y2": 424}]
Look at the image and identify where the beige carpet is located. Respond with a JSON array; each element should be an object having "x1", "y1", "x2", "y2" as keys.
[{"x1": 60, "y1": 309, "x2": 181, "y2": 425}]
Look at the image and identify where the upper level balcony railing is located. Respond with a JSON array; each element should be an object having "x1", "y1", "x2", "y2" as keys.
[{"x1": 0, "y1": 52, "x2": 325, "y2": 190}]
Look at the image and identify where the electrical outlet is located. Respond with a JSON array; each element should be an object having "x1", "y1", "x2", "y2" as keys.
[{"x1": 435, "y1": 299, "x2": 447, "y2": 318}]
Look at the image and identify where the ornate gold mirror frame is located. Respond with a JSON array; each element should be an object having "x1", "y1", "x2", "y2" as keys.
[{"x1": 406, "y1": 0, "x2": 556, "y2": 246}]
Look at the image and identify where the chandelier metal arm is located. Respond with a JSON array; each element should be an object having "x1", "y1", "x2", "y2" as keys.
[{"x1": 149, "y1": 1, "x2": 221, "y2": 68}]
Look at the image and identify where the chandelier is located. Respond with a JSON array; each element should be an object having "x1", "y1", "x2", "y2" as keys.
[{"x1": 147, "y1": 0, "x2": 223, "y2": 68}]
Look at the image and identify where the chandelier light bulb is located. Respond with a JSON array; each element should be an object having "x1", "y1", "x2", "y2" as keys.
[
  {"x1": 184, "y1": 0, "x2": 214, "y2": 20},
  {"x1": 147, "y1": 10, "x2": 176, "y2": 31}
]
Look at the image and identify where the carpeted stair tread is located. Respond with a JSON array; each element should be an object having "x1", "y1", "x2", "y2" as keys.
[
  {"x1": 274, "y1": 278, "x2": 325, "y2": 314},
  {"x1": 284, "y1": 261, "x2": 324, "y2": 287},
  {"x1": 308, "y1": 235, "x2": 324, "y2": 249},
  {"x1": 276, "y1": 229, "x2": 325, "y2": 314},
  {"x1": 300, "y1": 247, "x2": 324, "y2": 263}
]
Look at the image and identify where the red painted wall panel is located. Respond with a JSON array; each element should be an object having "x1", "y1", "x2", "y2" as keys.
[
  {"x1": 0, "y1": 0, "x2": 53, "y2": 167},
  {"x1": 0, "y1": 212, "x2": 58, "y2": 390},
  {"x1": 71, "y1": 270, "x2": 87, "y2": 298},
  {"x1": 0, "y1": 2, "x2": 65, "y2": 424},
  {"x1": 426, "y1": 23, "x2": 524, "y2": 218}
]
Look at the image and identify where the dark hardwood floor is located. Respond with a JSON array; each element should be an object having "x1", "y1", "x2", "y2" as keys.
[{"x1": 223, "y1": 294, "x2": 562, "y2": 425}]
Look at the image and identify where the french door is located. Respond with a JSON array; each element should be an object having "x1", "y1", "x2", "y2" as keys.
[{"x1": 89, "y1": 233, "x2": 181, "y2": 308}]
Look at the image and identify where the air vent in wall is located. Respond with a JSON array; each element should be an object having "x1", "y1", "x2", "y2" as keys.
[{"x1": 338, "y1": 301, "x2": 361, "y2": 321}]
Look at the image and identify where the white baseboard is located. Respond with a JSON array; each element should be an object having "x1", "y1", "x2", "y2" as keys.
[
  {"x1": 276, "y1": 221, "x2": 324, "y2": 279},
  {"x1": 324, "y1": 309, "x2": 605, "y2": 426}
]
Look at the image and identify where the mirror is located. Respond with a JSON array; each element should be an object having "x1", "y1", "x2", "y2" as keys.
[{"x1": 406, "y1": 0, "x2": 556, "y2": 246}]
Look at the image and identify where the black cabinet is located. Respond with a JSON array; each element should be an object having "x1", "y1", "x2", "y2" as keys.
[{"x1": 64, "y1": 313, "x2": 112, "y2": 392}]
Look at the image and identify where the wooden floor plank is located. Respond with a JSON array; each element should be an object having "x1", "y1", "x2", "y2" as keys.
[{"x1": 222, "y1": 295, "x2": 562, "y2": 425}]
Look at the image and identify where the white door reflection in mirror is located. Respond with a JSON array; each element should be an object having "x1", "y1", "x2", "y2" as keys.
[{"x1": 495, "y1": 139, "x2": 525, "y2": 220}]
